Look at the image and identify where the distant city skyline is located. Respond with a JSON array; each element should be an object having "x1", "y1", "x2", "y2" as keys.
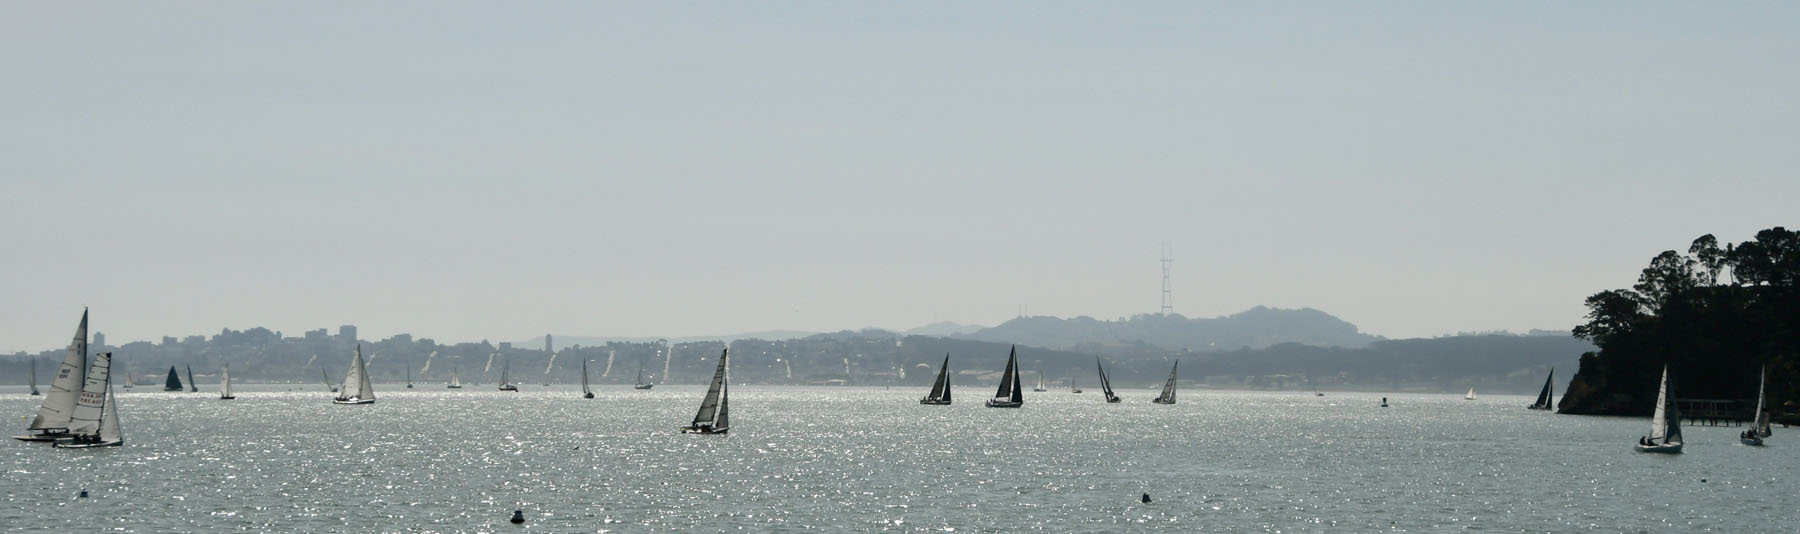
[{"x1": 4, "y1": 3, "x2": 1796, "y2": 352}]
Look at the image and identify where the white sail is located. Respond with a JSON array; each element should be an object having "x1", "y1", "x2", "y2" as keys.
[
  {"x1": 450, "y1": 369, "x2": 462, "y2": 387},
  {"x1": 97, "y1": 384, "x2": 122, "y2": 444},
  {"x1": 1465, "y1": 387, "x2": 1476, "y2": 400},
  {"x1": 1754, "y1": 365, "x2": 1772, "y2": 438},
  {"x1": 67, "y1": 352, "x2": 112, "y2": 437},
  {"x1": 336, "y1": 345, "x2": 375, "y2": 402},
  {"x1": 499, "y1": 356, "x2": 512, "y2": 388},
  {"x1": 220, "y1": 365, "x2": 233, "y2": 398},
  {"x1": 1648, "y1": 365, "x2": 1680, "y2": 445},
  {"x1": 28, "y1": 310, "x2": 88, "y2": 433}
]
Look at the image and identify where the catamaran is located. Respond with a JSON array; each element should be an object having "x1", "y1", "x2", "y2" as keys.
[
  {"x1": 985, "y1": 346, "x2": 1024, "y2": 408},
  {"x1": 681, "y1": 349, "x2": 730, "y2": 434},
  {"x1": 634, "y1": 358, "x2": 654, "y2": 390},
  {"x1": 15, "y1": 310, "x2": 88, "y2": 442},
  {"x1": 1034, "y1": 371, "x2": 1048, "y2": 392},
  {"x1": 28, "y1": 359, "x2": 41, "y2": 396},
  {"x1": 1635, "y1": 365, "x2": 1682, "y2": 453},
  {"x1": 163, "y1": 366, "x2": 183, "y2": 392},
  {"x1": 919, "y1": 354, "x2": 951, "y2": 405},
  {"x1": 1152, "y1": 361, "x2": 1177, "y2": 405},
  {"x1": 1096, "y1": 357, "x2": 1121, "y2": 403},
  {"x1": 1528, "y1": 368, "x2": 1555, "y2": 410},
  {"x1": 1742, "y1": 365, "x2": 1771, "y2": 446},
  {"x1": 581, "y1": 359, "x2": 595, "y2": 399},
  {"x1": 333, "y1": 345, "x2": 376, "y2": 405},
  {"x1": 448, "y1": 367, "x2": 463, "y2": 389},
  {"x1": 498, "y1": 355, "x2": 518, "y2": 391},
  {"x1": 219, "y1": 364, "x2": 236, "y2": 400},
  {"x1": 55, "y1": 351, "x2": 123, "y2": 449},
  {"x1": 1464, "y1": 387, "x2": 1476, "y2": 401}
]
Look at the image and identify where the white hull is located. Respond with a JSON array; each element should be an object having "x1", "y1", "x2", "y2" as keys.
[
  {"x1": 332, "y1": 398, "x2": 375, "y2": 405},
  {"x1": 12, "y1": 432, "x2": 69, "y2": 442}
]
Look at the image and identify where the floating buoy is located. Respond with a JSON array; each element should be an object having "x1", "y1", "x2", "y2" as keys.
[
  {"x1": 78, "y1": 490, "x2": 89, "y2": 499},
  {"x1": 510, "y1": 510, "x2": 525, "y2": 524},
  {"x1": 1141, "y1": 492, "x2": 1151, "y2": 504}
]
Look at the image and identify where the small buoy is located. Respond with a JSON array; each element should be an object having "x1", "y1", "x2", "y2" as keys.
[
  {"x1": 78, "y1": 490, "x2": 89, "y2": 499},
  {"x1": 1701, "y1": 478, "x2": 1707, "y2": 483},
  {"x1": 510, "y1": 510, "x2": 525, "y2": 524},
  {"x1": 1141, "y1": 492, "x2": 1151, "y2": 504}
]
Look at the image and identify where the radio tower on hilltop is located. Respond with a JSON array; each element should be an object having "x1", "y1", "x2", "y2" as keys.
[{"x1": 1160, "y1": 246, "x2": 1174, "y2": 316}]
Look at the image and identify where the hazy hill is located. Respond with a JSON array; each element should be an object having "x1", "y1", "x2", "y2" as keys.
[{"x1": 957, "y1": 307, "x2": 1380, "y2": 351}]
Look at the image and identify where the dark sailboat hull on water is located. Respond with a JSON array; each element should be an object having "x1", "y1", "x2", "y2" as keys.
[
  {"x1": 920, "y1": 353, "x2": 952, "y2": 405},
  {"x1": 1528, "y1": 368, "x2": 1555, "y2": 410}
]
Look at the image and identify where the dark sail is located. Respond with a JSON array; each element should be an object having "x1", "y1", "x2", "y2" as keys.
[
  {"x1": 1153, "y1": 361, "x2": 1177, "y2": 404},
  {"x1": 985, "y1": 346, "x2": 1023, "y2": 408},
  {"x1": 1097, "y1": 357, "x2": 1120, "y2": 403},
  {"x1": 1528, "y1": 368, "x2": 1554, "y2": 410},
  {"x1": 163, "y1": 366, "x2": 183, "y2": 391},
  {"x1": 920, "y1": 354, "x2": 951, "y2": 405},
  {"x1": 186, "y1": 364, "x2": 197, "y2": 392}
]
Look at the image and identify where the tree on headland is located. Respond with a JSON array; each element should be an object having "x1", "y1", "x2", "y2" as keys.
[{"x1": 1561, "y1": 227, "x2": 1799, "y2": 416}]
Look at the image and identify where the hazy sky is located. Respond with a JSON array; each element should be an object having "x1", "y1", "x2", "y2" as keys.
[{"x1": 3, "y1": 3, "x2": 1796, "y2": 352}]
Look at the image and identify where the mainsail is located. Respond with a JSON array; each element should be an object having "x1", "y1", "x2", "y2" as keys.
[
  {"x1": 920, "y1": 354, "x2": 951, "y2": 405},
  {"x1": 498, "y1": 355, "x2": 515, "y2": 390},
  {"x1": 1528, "y1": 368, "x2": 1555, "y2": 410},
  {"x1": 335, "y1": 345, "x2": 375, "y2": 403},
  {"x1": 163, "y1": 366, "x2": 183, "y2": 391},
  {"x1": 1647, "y1": 365, "x2": 1681, "y2": 445},
  {"x1": 28, "y1": 360, "x2": 40, "y2": 396},
  {"x1": 1153, "y1": 361, "x2": 1178, "y2": 404},
  {"x1": 683, "y1": 349, "x2": 730, "y2": 433},
  {"x1": 24, "y1": 311, "x2": 88, "y2": 438},
  {"x1": 581, "y1": 359, "x2": 594, "y2": 399},
  {"x1": 66, "y1": 352, "x2": 113, "y2": 437},
  {"x1": 986, "y1": 346, "x2": 1023, "y2": 407},
  {"x1": 1097, "y1": 356, "x2": 1120, "y2": 403},
  {"x1": 219, "y1": 364, "x2": 234, "y2": 399},
  {"x1": 1754, "y1": 365, "x2": 1772, "y2": 438},
  {"x1": 186, "y1": 364, "x2": 197, "y2": 392}
]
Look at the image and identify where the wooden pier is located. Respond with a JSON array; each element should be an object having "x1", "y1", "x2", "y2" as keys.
[{"x1": 1676, "y1": 398, "x2": 1750, "y2": 427}]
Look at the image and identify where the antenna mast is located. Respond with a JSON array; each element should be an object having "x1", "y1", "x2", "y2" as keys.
[{"x1": 1160, "y1": 246, "x2": 1174, "y2": 316}]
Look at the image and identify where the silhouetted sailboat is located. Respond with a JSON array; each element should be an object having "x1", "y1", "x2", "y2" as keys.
[
  {"x1": 448, "y1": 367, "x2": 462, "y2": 389},
  {"x1": 320, "y1": 361, "x2": 338, "y2": 393},
  {"x1": 55, "y1": 351, "x2": 122, "y2": 449},
  {"x1": 186, "y1": 364, "x2": 197, "y2": 393},
  {"x1": 1742, "y1": 365, "x2": 1770, "y2": 446},
  {"x1": 985, "y1": 346, "x2": 1023, "y2": 408},
  {"x1": 1465, "y1": 387, "x2": 1476, "y2": 401},
  {"x1": 498, "y1": 355, "x2": 518, "y2": 391},
  {"x1": 920, "y1": 354, "x2": 951, "y2": 405},
  {"x1": 1096, "y1": 357, "x2": 1120, "y2": 403},
  {"x1": 406, "y1": 363, "x2": 414, "y2": 389},
  {"x1": 163, "y1": 366, "x2": 183, "y2": 392},
  {"x1": 1528, "y1": 368, "x2": 1554, "y2": 410},
  {"x1": 582, "y1": 359, "x2": 595, "y2": 399},
  {"x1": 1152, "y1": 361, "x2": 1177, "y2": 405},
  {"x1": 218, "y1": 364, "x2": 236, "y2": 400},
  {"x1": 333, "y1": 345, "x2": 376, "y2": 405},
  {"x1": 681, "y1": 349, "x2": 730, "y2": 434},
  {"x1": 634, "y1": 358, "x2": 653, "y2": 390},
  {"x1": 28, "y1": 360, "x2": 41, "y2": 396},
  {"x1": 1034, "y1": 371, "x2": 1048, "y2": 392},
  {"x1": 1635, "y1": 365, "x2": 1681, "y2": 453},
  {"x1": 15, "y1": 310, "x2": 88, "y2": 442}
]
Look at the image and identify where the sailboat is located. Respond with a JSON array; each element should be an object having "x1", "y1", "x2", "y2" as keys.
[
  {"x1": 218, "y1": 364, "x2": 236, "y2": 400},
  {"x1": 28, "y1": 360, "x2": 41, "y2": 396},
  {"x1": 333, "y1": 345, "x2": 376, "y2": 405},
  {"x1": 634, "y1": 358, "x2": 654, "y2": 390},
  {"x1": 321, "y1": 362, "x2": 338, "y2": 393},
  {"x1": 1635, "y1": 365, "x2": 1682, "y2": 453},
  {"x1": 1034, "y1": 371, "x2": 1048, "y2": 392},
  {"x1": 448, "y1": 367, "x2": 463, "y2": 389},
  {"x1": 1464, "y1": 387, "x2": 1476, "y2": 401},
  {"x1": 1742, "y1": 365, "x2": 1771, "y2": 446},
  {"x1": 55, "y1": 351, "x2": 122, "y2": 448},
  {"x1": 1528, "y1": 368, "x2": 1555, "y2": 410},
  {"x1": 681, "y1": 349, "x2": 730, "y2": 434},
  {"x1": 1070, "y1": 374, "x2": 1082, "y2": 394},
  {"x1": 498, "y1": 355, "x2": 518, "y2": 391},
  {"x1": 406, "y1": 363, "x2": 415, "y2": 389},
  {"x1": 163, "y1": 366, "x2": 183, "y2": 391},
  {"x1": 1152, "y1": 361, "x2": 1177, "y2": 405},
  {"x1": 581, "y1": 359, "x2": 595, "y2": 399},
  {"x1": 1096, "y1": 357, "x2": 1120, "y2": 403},
  {"x1": 119, "y1": 356, "x2": 132, "y2": 390},
  {"x1": 919, "y1": 354, "x2": 952, "y2": 405},
  {"x1": 186, "y1": 364, "x2": 198, "y2": 392},
  {"x1": 985, "y1": 346, "x2": 1024, "y2": 408},
  {"x1": 15, "y1": 310, "x2": 88, "y2": 442}
]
